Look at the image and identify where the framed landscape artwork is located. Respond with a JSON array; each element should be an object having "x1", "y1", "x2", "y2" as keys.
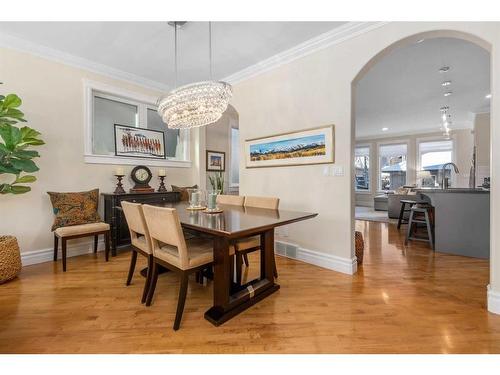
[
  {"x1": 114, "y1": 124, "x2": 166, "y2": 159},
  {"x1": 245, "y1": 125, "x2": 335, "y2": 168},
  {"x1": 206, "y1": 150, "x2": 226, "y2": 171}
]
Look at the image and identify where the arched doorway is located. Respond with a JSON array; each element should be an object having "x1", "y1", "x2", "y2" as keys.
[{"x1": 350, "y1": 30, "x2": 494, "y2": 308}]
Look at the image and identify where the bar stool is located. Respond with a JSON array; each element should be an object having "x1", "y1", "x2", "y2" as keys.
[
  {"x1": 397, "y1": 199, "x2": 417, "y2": 229},
  {"x1": 405, "y1": 203, "x2": 434, "y2": 250}
]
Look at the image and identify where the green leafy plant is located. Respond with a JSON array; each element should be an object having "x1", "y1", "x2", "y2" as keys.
[
  {"x1": 208, "y1": 171, "x2": 224, "y2": 193},
  {"x1": 0, "y1": 87, "x2": 44, "y2": 195}
]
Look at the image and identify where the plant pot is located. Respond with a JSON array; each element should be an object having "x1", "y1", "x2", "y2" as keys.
[{"x1": 0, "y1": 235, "x2": 22, "y2": 284}]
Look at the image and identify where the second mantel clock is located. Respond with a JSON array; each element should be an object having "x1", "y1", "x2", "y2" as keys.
[{"x1": 130, "y1": 165, "x2": 155, "y2": 193}]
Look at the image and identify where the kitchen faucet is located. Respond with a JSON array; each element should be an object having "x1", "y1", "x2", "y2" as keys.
[{"x1": 441, "y1": 162, "x2": 460, "y2": 189}]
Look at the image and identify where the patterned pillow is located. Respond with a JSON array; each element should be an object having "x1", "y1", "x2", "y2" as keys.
[
  {"x1": 47, "y1": 189, "x2": 102, "y2": 231},
  {"x1": 171, "y1": 184, "x2": 198, "y2": 201}
]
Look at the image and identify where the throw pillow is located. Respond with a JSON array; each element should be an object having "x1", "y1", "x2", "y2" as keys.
[
  {"x1": 47, "y1": 189, "x2": 102, "y2": 231},
  {"x1": 171, "y1": 184, "x2": 198, "y2": 201}
]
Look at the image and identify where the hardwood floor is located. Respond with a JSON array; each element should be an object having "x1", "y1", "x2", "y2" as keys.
[{"x1": 1, "y1": 220, "x2": 500, "y2": 353}]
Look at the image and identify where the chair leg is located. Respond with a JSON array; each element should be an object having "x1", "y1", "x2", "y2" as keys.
[
  {"x1": 173, "y1": 273, "x2": 189, "y2": 331},
  {"x1": 62, "y1": 238, "x2": 67, "y2": 272},
  {"x1": 397, "y1": 202, "x2": 406, "y2": 229},
  {"x1": 145, "y1": 261, "x2": 159, "y2": 307},
  {"x1": 126, "y1": 250, "x2": 137, "y2": 286},
  {"x1": 243, "y1": 253, "x2": 249, "y2": 267},
  {"x1": 141, "y1": 254, "x2": 153, "y2": 304},
  {"x1": 236, "y1": 253, "x2": 243, "y2": 285},
  {"x1": 93, "y1": 235, "x2": 98, "y2": 253},
  {"x1": 425, "y1": 210, "x2": 435, "y2": 251},
  {"x1": 405, "y1": 211, "x2": 414, "y2": 245},
  {"x1": 104, "y1": 231, "x2": 110, "y2": 262},
  {"x1": 53, "y1": 235, "x2": 58, "y2": 261}
]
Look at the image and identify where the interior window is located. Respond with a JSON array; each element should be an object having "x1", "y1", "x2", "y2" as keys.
[{"x1": 418, "y1": 140, "x2": 453, "y2": 187}]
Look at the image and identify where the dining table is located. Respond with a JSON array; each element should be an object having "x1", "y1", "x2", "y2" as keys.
[{"x1": 146, "y1": 200, "x2": 318, "y2": 326}]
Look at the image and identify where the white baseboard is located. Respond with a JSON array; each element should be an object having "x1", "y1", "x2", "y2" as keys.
[
  {"x1": 275, "y1": 240, "x2": 357, "y2": 275},
  {"x1": 21, "y1": 240, "x2": 106, "y2": 266},
  {"x1": 487, "y1": 284, "x2": 500, "y2": 315}
]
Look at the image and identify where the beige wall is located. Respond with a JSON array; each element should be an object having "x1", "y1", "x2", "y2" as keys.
[
  {"x1": 205, "y1": 106, "x2": 238, "y2": 193},
  {"x1": 355, "y1": 129, "x2": 474, "y2": 207},
  {"x1": 231, "y1": 22, "x2": 500, "y2": 298},
  {"x1": 0, "y1": 47, "x2": 198, "y2": 254}
]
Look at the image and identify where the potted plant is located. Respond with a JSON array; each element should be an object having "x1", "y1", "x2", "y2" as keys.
[
  {"x1": 208, "y1": 171, "x2": 224, "y2": 194},
  {"x1": 0, "y1": 86, "x2": 44, "y2": 283}
]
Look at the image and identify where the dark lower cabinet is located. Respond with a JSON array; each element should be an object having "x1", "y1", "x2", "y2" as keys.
[{"x1": 102, "y1": 192, "x2": 180, "y2": 255}]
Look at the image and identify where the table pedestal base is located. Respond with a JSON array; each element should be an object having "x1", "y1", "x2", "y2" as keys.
[{"x1": 204, "y1": 283, "x2": 279, "y2": 326}]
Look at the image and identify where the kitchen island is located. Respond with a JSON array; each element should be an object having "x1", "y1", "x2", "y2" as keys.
[{"x1": 416, "y1": 188, "x2": 490, "y2": 259}]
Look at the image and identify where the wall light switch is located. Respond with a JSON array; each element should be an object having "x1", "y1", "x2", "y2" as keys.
[
  {"x1": 332, "y1": 166, "x2": 344, "y2": 176},
  {"x1": 323, "y1": 166, "x2": 330, "y2": 176}
]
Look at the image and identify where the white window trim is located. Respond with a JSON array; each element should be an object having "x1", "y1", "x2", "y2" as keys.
[
  {"x1": 83, "y1": 79, "x2": 191, "y2": 168},
  {"x1": 354, "y1": 143, "x2": 371, "y2": 194},
  {"x1": 377, "y1": 140, "x2": 409, "y2": 193}
]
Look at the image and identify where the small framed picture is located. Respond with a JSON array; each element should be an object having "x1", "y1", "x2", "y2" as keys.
[
  {"x1": 114, "y1": 124, "x2": 166, "y2": 159},
  {"x1": 206, "y1": 150, "x2": 226, "y2": 172}
]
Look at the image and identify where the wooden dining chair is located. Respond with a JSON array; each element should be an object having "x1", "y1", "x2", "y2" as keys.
[
  {"x1": 121, "y1": 201, "x2": 154, "y2": 304},
  {"x1": 141, "y1": 204, "x2": 215, "y2": 331},
  {"x1": 233, "y1": 196, "x2": 280, "y2": 284},
  {"x1": 216, "y1": 194, "x2": 245, "y2": 206}
]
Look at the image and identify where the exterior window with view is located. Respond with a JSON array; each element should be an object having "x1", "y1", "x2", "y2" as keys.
[
  {"x1": 355, "y1": 146, "x2": 370, "y2": 191},
  {"x1": 379, "y1": 143, "x2": 407, "y2": 191},
  {"x1": 418, "y1": 140, "x2": 453, "y2": 188}
]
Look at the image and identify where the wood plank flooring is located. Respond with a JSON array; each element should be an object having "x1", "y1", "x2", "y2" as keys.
[{"x1": 1, "y1": 220, "x2": 500, "y2": 353}]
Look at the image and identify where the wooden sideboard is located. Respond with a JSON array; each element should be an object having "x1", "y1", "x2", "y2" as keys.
[{"x1": 102, "y1": 191, "x2": 180, "y2": 255}]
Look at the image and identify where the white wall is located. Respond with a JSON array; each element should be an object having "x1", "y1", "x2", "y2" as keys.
[
  {"x1": 355, "y1": 129, "x2": 474, "y2": 206},
  {"x1": 231, "y1": 22, "x2": 500, "y2": 307},
  {"x1": 474, "y1": 112, "x2": 491, "y2": 185},
  {"x1": 0, "y1": 47, "x2": 199, "y2": 255}
]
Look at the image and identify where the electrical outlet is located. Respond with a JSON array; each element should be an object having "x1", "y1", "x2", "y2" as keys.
[{"x1": 332, "y1": 166, "x2": 344, "y2": 176}]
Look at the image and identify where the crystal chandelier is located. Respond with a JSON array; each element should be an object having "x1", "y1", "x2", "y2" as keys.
[{"x1": 157, "y1": 22, "x2": 232, "y2": 129}]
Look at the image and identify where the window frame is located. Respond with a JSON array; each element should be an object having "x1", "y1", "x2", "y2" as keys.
[
  {"x1": 416, "y1": 136, "x2": 455, "y2": 187},
  {"x1": 354, "y1": 144, "x2": 371, "y2": 193},
  {"x1": 377, "y1": 140, "x2": 409, "y2": 193},
  {"x1": 83, "y1": 79, "x2": 191, "y2": 168}
]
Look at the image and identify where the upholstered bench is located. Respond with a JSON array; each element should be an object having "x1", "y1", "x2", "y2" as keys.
[{"x1": 54, "y1": 222, "x2": 110, "y2": 272}]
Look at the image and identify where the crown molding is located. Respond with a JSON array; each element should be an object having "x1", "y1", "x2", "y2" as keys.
[
  {"x1": 0, "y1": 31, "x2": 170, "y2": 92},
  {"x1": 223, "y1": 21, "x2": 389, "y2": 85}
]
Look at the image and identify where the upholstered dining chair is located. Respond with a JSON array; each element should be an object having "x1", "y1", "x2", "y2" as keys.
[
  {"x1": 233, "y1": 196, "x2": 280, "y2": 284},
  {"x1": 216, "y1": 194, "x2": 245, "y2": 206},
  {"x1": 141, "y1": 204, "x2": 215, "y2": 331},
  {"x1": 121, "y1": 201, "x2": 154, "y2": 304}
]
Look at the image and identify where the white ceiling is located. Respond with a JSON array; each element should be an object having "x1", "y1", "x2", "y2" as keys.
[
  {"x1": 355, "y1": 37, "x2": 490, "y2": 139},
  {"x1": 0, "y1": 21, "x2": 345, "y2": 88}
]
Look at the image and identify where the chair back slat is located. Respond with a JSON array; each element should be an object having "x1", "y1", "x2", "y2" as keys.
[
  {"x1": 216, "y1": 194, "x2": 245, "y2": 206},
  {"x1": 142, "y1": 205, "x2": 189, "y2": 268},
  {"x1": 121, "y1": 201, "x2": 152, "y2": 251},
  {"x1": 244, "y1": 196, "x2": 280, "y2": 210}
]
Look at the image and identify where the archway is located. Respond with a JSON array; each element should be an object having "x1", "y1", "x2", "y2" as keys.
[{"x1": 350, "y1": 30, "x2": 493, "y2": 307}]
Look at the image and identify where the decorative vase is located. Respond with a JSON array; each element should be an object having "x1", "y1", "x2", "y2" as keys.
[{"x1": 0, "y1": 235, "x2": 22, "y2": 284}]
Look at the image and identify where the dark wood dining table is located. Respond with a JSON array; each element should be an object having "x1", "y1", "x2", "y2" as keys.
[{"x1": 148, "y1": 201, "x2": 318, "y2": 326}]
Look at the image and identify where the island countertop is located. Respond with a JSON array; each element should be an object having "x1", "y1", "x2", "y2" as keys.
[{"x1": 416, "y1": 188, "x2": 489, "y2": 194}]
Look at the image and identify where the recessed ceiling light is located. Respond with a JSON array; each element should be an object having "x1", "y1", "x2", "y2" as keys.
[
  {"x1": 416, "y1": 38, "x2": 425, "y2": 44},
  {"x1": 439, "y1": 66, "x2": 450, "y2": 73},
  {"x1": 486, "y1": 94, "x2": 492, "y2": 99},
  {"x1": 441, "y1": 81, "x2": 452, "y2": 87},
  {"x1": 382, "y1": 127, "x2": 389, "y2": 132},
  {"x1": 444, "y1": 91, "x2": 452, "y2": 97}
]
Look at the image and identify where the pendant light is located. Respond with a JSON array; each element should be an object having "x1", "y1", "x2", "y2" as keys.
[{"x1": 157, "y1": 22, "x2": 232, "y2": 129}]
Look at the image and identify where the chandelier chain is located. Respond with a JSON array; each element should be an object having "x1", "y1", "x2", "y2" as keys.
[{"x1": 209, "y1": 21, "x2": 213, "y2": 80}]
